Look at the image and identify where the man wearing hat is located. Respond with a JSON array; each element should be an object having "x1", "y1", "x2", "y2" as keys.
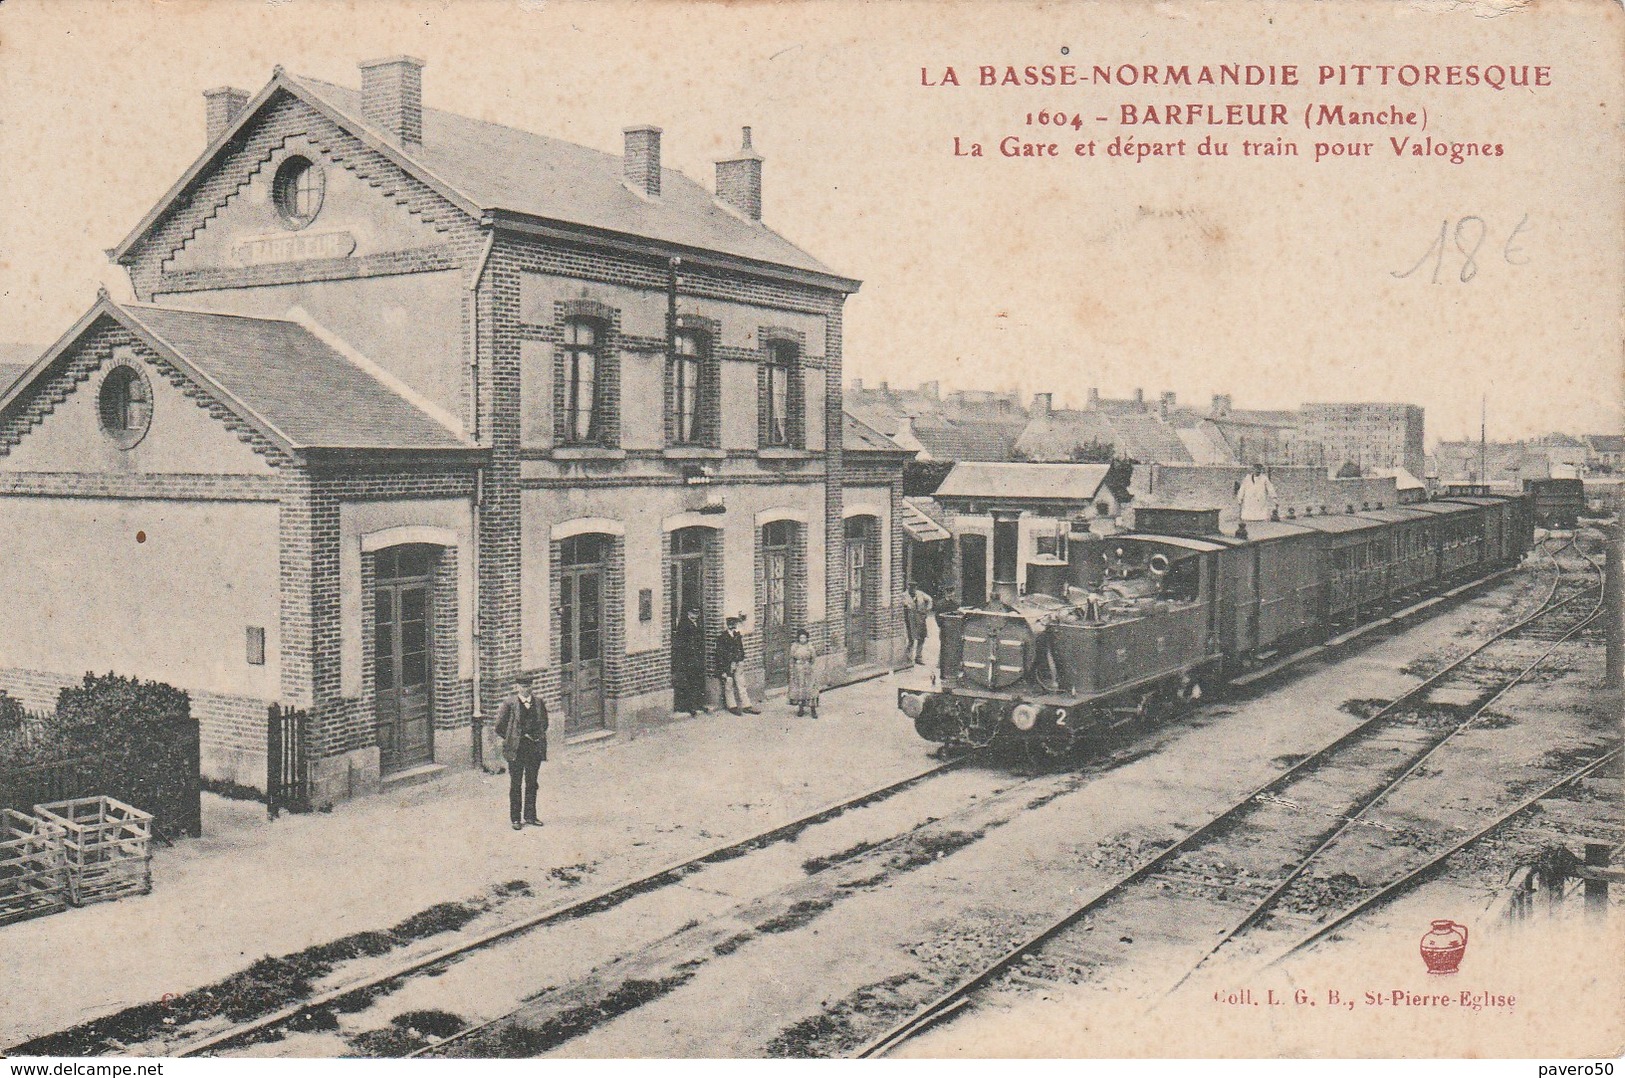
[
  {"x1": 713, "y1": 615, "x2": 757, "y2": 715},
  {"x1": 494, "y1": 675, "x2": 548, "y2": 830}
]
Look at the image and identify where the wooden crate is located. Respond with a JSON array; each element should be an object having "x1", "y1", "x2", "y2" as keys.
[
  {"x1": 0, "y1": 808, "x2": 68, "y2": 925},
  {"x1": 33, "y1": 796, "x2": 152, "y2": 906}
]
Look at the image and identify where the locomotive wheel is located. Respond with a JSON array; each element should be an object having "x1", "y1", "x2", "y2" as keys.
[{"x1": 1019, "y1": 730, "x2": 1077, "y2": 771}]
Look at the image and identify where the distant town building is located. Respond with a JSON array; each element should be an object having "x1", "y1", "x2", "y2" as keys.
[
  {"x1": 1585, "y1": 434, "x2": 1625, "y2": 472},
  {"x1": 1299, "y1": 402, "x2": 1426, "y2": 479}
]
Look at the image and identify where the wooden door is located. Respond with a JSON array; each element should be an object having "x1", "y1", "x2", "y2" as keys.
[
  {"x1": 762, "y1": 521, "x2": 792, "y2": 688},
  {"x1": 374, "y1": 547, "x2": 435, "y2": 773},
  {"x1": 960, "y1": 533, "x2": 987, "y2": 608},
  {"x1": 671, "y1": 527, "x2": 710, "y2": 709},
  {"x1": 844, "y1": 517, "x2": 873, "y2": 665},
  {"x1": 560, "y1": 535, "x2": 607, "y2": 734}
]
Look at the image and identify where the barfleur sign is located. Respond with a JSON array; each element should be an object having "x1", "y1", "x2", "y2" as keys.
[{"x1": 233, "y1": 230, "x2": 356, "y2": 266}]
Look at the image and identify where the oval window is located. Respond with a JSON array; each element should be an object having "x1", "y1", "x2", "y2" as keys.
[
  {"x1": 98, "y1": 365, "x2": 153, "y2": 449},
  {"x1": 272, "y1": 156, "x2": 325, "y2": 229}
]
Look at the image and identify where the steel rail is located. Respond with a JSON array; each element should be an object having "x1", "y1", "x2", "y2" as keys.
[
  {"x1": 161, "y1": 756, "x2": 965, "y2": 1057},
  {"x1": 853, "y1": 541, "x2": 1589, "y2": 1058},
  {"x1": 1262, "y1": 744, "x2": 1621, "y2": 968},
  {"x1": 1163, "y1": 545, "x2": 1606, "y2": 993}
]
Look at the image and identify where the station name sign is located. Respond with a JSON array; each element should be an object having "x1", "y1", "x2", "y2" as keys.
[{"x1": 234, "y1": 230, "x2": 357, "y2": 266}]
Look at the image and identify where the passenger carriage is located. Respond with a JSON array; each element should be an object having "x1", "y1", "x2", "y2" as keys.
[
  {"x1": 1292, "y1": 514, "x2": 1393, "y2": 629},
  {"x1": 1408, "y1": 500, "x2": 1486, "y2": 581},
  {"x1": 1356, "y1": 506, "x2": 1438, "y2": 600}
]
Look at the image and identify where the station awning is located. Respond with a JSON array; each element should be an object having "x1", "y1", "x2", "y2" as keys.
[{"x1": 901, "y1": 497, "x2": 952, "y2": 542}]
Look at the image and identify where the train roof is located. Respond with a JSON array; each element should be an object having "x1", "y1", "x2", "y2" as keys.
[
  {"x1": 1406, "y1": 500, "x2": 1480, "y2": 516},
  {"x1": 1112, "y1": 533, "x2": 1230, "y2": 554},
  {"x1": 1232, "y1": 520, "x2": 1316, "y2": 542},
  {"x1": 1356, "y1": 507, "x2": 1436, "y2": 523},
  {"x1": 1290, "y1": 513, "x2": 1389, "y2": 534}
]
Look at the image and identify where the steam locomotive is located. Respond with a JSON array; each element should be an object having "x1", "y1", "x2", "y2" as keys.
[{"x1": 898, "y1": 497, "x2": 1532, "y2": 758}]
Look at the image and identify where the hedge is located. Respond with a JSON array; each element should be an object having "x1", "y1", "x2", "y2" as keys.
[{"x1": 0, "y1": 673, "x2": 201, "y2": 839}]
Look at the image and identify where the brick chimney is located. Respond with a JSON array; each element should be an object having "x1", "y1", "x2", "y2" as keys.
[
  {"x1": 1086, "y1": 387, "x2": 1100, "y2": 409},
  {"x1": 850, "y1": 378, "x2": 864, "y2": 392},
  {"x1": 359, "y1": 56, "x2": 425, "y2": 146},
  {"x1": 921, "y1": 380, "x2": 940, "y2": 400},
  {"x1": 1212, "y1": 393, "x2": 1233, "y2": 417},
  {"x1": 1160, "y1": 391, "x2": 1177, "y2": 420},
  {"x1": 716, "y1": 126, "x2": 763, "y2": 220},
  {"x1": 623, "y1": 125, "x2": 662, "y2": 197},
  {"x1": 1032, "y1": 392, "x2": 1053, "y2": 417},
  {"x1": 204, "y1": 87, "x2": 250, "y2": 144},
  {"x1": 1133, "y1": 387, "x2": 1145, "y2": 406}
]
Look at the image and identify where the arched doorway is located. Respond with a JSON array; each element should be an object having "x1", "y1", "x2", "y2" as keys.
[
  {"x1": 559, "y1": 533, "x2": 608, "y2": 734},
  {"x1": 844, "y1": 515, "x2": 879, "y2": 666},
  {"x1": 670, "y1": 526, "x2": 718, "y2": 712},
  {"x1": 760, "y1": 520, "x2": 798, "y2": 688},
  {"x1": 374, "y1": 543, "x2": 438, "y2": 773}
]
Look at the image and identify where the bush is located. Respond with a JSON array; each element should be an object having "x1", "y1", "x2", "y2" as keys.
[{"x1": 0, "y1": 673, "x2": 201, "y2": 839}]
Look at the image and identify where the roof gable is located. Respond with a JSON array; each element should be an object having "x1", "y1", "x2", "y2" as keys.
[
  {"x1": 115, "y1": 69, "x2": 856, "y2": 290},
  {"x1": 0, "y1": 321, "x2": 277, "y2": 477},
  {"x1": 0, "y1": 297, "x2": 475, "y2": 455}
]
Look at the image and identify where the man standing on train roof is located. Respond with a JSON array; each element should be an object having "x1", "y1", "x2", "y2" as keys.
[
  {"x1": 494, "y1": 676, "x2": 548, "y2": 831},
  {"x1": 1236, "y1": 463, "x2": 1279, "y2": 523}
]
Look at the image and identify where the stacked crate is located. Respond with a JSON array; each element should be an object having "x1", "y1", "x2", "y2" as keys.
[
  {"x1": 0, "y1": 808, "x2": 69, "y2": 925},
  {"x1": 33, "y1": 796, "x2": 152, "y2": 906}
]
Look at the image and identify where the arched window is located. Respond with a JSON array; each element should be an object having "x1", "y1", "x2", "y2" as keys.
[
  {"x1": 563, "y1": 320, "x2": 600, "y2": 444},
  {"x1": 98, "y1": 365, "x2": 152, "y2": 447},
  {"x1": 763, "y1": 341, "x2": 796, "y2": 447},
  {"x1": 672, "y1": 329, "x2": 704, "y2": 445}
]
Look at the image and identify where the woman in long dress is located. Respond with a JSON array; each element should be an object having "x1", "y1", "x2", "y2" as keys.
[{"x1": 788, "y1": 628, "x2": 820, "y2": 718}]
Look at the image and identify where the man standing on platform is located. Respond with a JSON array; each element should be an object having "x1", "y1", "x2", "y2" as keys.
[
  {"x1": 494, "y1": 676, "x2": 548, "y2": 830},
  {"x1": 902, "y1": 582, "x2": 935, "y2": 665},
  {"x1": 714, "y1": 615, "x2": 758, "y2": 715}
]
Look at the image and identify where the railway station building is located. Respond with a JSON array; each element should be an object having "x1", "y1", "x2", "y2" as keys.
[{"x1": 0, "y1": 59, "x2": 906, "y2": 805}]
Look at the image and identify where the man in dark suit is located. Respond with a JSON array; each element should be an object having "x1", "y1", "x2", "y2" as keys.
[{"x1": 494, "y1": 676, "x2": 548, "y2": 830}]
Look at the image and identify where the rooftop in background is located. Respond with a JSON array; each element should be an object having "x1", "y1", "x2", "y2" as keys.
[
  {"x1": 0, "y1": 344, "x2": 41, "y2": 395},
  {"x1": 935, "y1": 461, "x2": 1112, "y2": 504},
  {"x1": 841, "y1": 411, "x2": 909, "y2": 455},
  {"x1": 846, "y1": 379, "x2": 1026, "y2": 463}
]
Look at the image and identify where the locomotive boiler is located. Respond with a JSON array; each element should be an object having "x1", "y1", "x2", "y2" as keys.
[{"x1": 898, "y1": 495, "x2": 1531, "y2": 759}]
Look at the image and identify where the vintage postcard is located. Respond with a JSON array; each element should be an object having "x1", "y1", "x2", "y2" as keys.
[{"x1": 0, "y1": 0, "x2": 1620, "y2": 1064}]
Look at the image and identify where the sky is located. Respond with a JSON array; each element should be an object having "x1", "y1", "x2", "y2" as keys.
[{"x1": 0, "y1": 0, "x2": 1619, "y2": 445}]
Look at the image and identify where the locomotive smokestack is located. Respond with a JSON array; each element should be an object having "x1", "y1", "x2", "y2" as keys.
[{"x1": 992, "y1": 511, "x2": 1021, "y2": 604}]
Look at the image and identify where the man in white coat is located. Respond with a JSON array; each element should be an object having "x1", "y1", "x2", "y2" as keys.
[{"x1": 1236, "y1": 463, "x2": 1278, "y2": 522}]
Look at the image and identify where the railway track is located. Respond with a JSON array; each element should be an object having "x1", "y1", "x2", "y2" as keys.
[
  {"x1": 855, "y1": 541, "x2": 1605, "y2": 1058},
  {"x1": 48, "y1": 756, "x2": 970, "y2": 1057}
]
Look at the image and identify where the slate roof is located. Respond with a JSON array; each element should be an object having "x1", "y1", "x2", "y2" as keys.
[
  {"x1": 936, "y1": 462, "x2": 1110, "y2": 503},
  {"x1": 0, "y1": 297, "x2": 473, "y2": 455},
  {"x1": 842, "y1": 411, "x2": 910, "y2": 455},
  {"x1": 1015, "y1": 409, "x2": 1194, "y2": 464},
  {"x1": 1586, "y1": 434, "x2": 1625, "y2": 454},
  {"x1": 122, "y1": 304, "x2": 470, "y2": 451},
  {"x1": 909, "y1": 416, "x2": 1025, "y2": 462},
  {"x1": 115, "y1": 70, "x2": 853, "y2": 289}
]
